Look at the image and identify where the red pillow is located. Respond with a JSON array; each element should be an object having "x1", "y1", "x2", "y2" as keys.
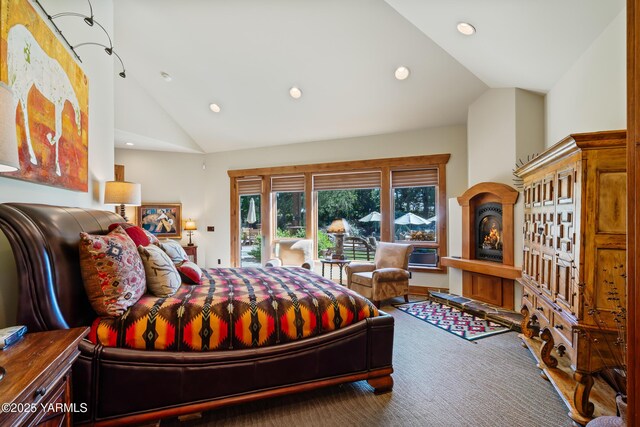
[
  {"x1": 177, "y1": 261, "x2": 203, "y2": 284},
  {"x1": 108, "y1": 223, "x2": 150, "y2": 247}
]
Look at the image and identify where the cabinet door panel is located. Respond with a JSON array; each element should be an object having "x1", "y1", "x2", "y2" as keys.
[{"x1": 557, "y1": 168, "x2": 575, "y2": 205}]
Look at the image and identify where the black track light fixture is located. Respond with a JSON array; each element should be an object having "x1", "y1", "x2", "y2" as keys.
[{"x1": 33, "y1": 0, "x2": 126, "y2": 78}]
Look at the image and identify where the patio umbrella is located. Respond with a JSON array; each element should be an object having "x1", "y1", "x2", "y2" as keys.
[
  {"x1": 359, "y1": 211, "x2": 381, "y2": 222},
  {"x1": 394, "y1": 213, "x2": 436, "y2": 225},
  {"x1": 246, "y1": 198, "x2": 257, "y2": 224}
]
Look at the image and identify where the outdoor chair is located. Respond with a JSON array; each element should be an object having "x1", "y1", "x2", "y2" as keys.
[{"x1": 265, "y1": 239, "x2": 313, "y2": 269}]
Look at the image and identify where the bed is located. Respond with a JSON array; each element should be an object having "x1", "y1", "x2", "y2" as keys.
[{"x1": 0, "y1": 203, "x2": 394, "y2": 425}]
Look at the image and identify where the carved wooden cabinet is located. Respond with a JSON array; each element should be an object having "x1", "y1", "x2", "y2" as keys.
[{"x1": 515, "y1": 130, "x2": 626, "y2": 425}]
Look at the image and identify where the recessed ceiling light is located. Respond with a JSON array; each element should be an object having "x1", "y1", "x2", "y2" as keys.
[
  {"x1": 125, "y1": 142, "x2": 134, "y2": 146},
  {"x1": 209, "y1": 103, "x2": 221, "y2": 113},
  {"x1": 394, "y1": 66, "x2": 410, "y2": 81},
  {"x1": 289, "y1": 87, "x2": 302, "y2": 99},
  {"x1": 160, "y1": 71, "x2": 172, "y2": 82},
  {"x1": 457, "y1": 22, "x2": 476, "y2": 36}
]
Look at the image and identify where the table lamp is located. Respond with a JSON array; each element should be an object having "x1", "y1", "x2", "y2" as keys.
[
  {"x1": 327, "y1": 218, "x2": 350, "y2": 260},
  {"x1": 104, "y1": 181, "x2": 141, "y2": 222},
  {"x1": 184, "y1": 219, "x2": 197, "y2": 246}
]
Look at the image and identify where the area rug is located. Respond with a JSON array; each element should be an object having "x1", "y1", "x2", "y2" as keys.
[{"x1": 393, "y1": 300, "x2": 510, "y2": 341}]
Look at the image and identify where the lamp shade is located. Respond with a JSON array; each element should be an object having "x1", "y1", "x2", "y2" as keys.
[
  {"x1": 327, "y1": 218, "x2": 351, "y2": 234},
  {"x1": 0, "y1": 82, "x2": 19, "y2": 172},
  {"x1": 104, "y1": 181, "x2": 141, "y2": 206},
  {"x1": 184, "y1": 219, "x2": 197, "y2": 231}
]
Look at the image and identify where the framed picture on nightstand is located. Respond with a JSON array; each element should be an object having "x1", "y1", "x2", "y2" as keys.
[{"x1": 137, "y1": 203, "x2": 182, "y2": 238}]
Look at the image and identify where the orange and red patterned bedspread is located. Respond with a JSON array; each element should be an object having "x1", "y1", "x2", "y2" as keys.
[{"x1": 89, "y1": 267, "x2": 378, "y2": 351}]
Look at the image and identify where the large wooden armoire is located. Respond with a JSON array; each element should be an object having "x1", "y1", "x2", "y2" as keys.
[{"x1": 515, "y1": 130, "x2": 626, "y2": 426}]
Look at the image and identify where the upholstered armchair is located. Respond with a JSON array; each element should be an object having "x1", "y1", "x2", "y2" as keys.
[
  {"x1": 265, "y1": 239, "x2": 313, "y2": 269},
  {"x1": 346, "y1": 242, "x2": 413, "y2": 307}
]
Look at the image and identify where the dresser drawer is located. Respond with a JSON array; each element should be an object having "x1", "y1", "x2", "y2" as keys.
[
  {"x1": 533, "y1": 299, "x2": 552, "y2": 324},
  {"x1": 552, "y1": 313, "x2": 574, "y2": 348},
  {"x1": 522, "y1": 290, "x2": 536, "y2": 310}
]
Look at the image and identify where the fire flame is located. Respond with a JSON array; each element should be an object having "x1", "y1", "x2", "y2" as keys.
[{"x1": 483, "y1": 222, "x2": 501, "y2": 249}]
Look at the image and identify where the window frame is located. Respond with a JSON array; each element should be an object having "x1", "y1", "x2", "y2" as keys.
[{"x1": 229, "y1": 154, "x2": 449, "y2": 273}]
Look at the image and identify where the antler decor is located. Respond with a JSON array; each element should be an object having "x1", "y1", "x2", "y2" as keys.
[{"x1": 512, "y1": 153, "x2": 539, "y2": 190}]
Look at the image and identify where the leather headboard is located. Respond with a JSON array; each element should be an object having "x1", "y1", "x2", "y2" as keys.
[{"x1": 0, "y1": 203, "x2": 124, "y2": 331}]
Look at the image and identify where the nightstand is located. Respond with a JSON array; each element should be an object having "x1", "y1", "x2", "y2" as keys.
[
  {"x1": 0, "y1": 327, "x2": 89, "y2": 426},
  {"x1": 182, "y1": 245, "x2": 198, "y2": 264}
]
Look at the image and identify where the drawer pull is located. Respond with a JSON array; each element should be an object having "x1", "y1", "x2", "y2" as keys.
[
  {"x1": 34, "y1": 387, "x2": 46, "y2": 398},
  {"x1": 523, "y1": 293, "x2": 529, "y2": 298},
  {"x1": 537, "y1": 307, "x2": 544, "y2": 311},
  {"x1": 555, "y1": 324, "x2": 564, "y2": 330}
]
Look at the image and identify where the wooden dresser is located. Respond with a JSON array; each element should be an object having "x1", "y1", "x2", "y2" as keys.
[
  {"x1": 515, "y1": 130, "x2": 626, "y2": 426},
  {"x1": 0, "y1": 327, "x2": 88, "y2": 426}
]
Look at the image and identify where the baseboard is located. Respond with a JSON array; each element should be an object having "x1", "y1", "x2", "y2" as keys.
[{"x1": 408, "y1": 286, "x2": 447, "y2": 296}]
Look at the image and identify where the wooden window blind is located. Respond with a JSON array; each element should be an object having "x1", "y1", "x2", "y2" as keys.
[
  {"x1": 391, "y1": 169, "x2": 438, "y2": 188},
  {"x1": 271, "y1": 175, "x2": 305, "y2": 193},
  {"x1": 313, "y1": 171, "x2": 381, "y2": 191},
  {"x1": 237, "y1": 178, "x2": 262, "y2": 195}
]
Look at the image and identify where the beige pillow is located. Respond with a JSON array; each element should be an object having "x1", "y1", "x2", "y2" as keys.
[
  {"x1": 79, "y1": 226, "x2": 146, "y2": 317},
  {"x1": 138, "y1": 244, "x2": 181, "y2": 297}
]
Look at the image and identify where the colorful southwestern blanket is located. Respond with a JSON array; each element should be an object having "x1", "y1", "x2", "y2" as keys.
[{"x1": 89, "y1": 267, "x2": 378, "y2": 351}]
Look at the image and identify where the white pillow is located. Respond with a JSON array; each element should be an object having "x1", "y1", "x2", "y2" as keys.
[{"x1": 160, "y1": 239, "x2": 190, "y2": 263}]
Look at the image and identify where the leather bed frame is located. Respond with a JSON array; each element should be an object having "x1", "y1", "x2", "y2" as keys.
[{"x1": 0, "y1": 203, "x2": 394, "y2": 425}]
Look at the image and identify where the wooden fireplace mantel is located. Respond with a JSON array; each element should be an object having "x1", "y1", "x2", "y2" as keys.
[
  {"x1": 449, "y1": 181, "x2": 520, "y2": 310},
  {"x1": 441, "y1": 257, "x2": 522, "y2": 280}
]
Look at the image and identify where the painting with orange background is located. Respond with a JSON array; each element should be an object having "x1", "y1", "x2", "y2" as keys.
[{"x1": 1, "y1": 0, "x2": 89, "y2": 191}]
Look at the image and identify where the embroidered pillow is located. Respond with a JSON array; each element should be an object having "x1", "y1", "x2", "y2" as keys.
[
  {"x1": 108, "y1": 223, "x2": 150, "y2": 247},
  {"x1": 160, "y1": 239, "x2": 189, "y2": 263},
  {"x1": 177, "y1": 261, "x2": 203, "y2": 284},
  {"x1": 138, "y1": 245, "x2": 181, "y2": 297},
  {"x1": 79, "y1": 226, "x2": 146, "y2": 317},
  {"x1": 143, "y1": 228, "x2": 161, "y2": 246}
]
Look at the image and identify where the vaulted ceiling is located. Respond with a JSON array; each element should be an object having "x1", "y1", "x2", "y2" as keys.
[{"x1": 114, "y1": 0, "x2": 625, "y2": 153}]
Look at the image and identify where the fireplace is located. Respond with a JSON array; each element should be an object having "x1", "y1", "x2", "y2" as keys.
[
  {"x1": 476, "y1": 203, "x2": 503, "y2": 262},
  {"x1": 441, "y1": 182, "x2": 520, "y2": 310}
]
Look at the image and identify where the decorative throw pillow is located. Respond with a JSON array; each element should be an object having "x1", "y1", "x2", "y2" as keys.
[
  {"x1": 108, "y1": 222, "x2": 150, "y2": 247},
  {"x1": 160, "y1": 239, "x2": 189, "y2": 263},
  {"x1": 138, "y1": 245, "x2": 181, "y2": 297},
  {"x1": 143, "y1": 228, "x2": 161, "y2": 246},
  {"x1": 177, "y1": 261, "x2": 203, "y2": 284},
  {"x1": 79, "y1": 226, "x2": 146, "y2": 317}
]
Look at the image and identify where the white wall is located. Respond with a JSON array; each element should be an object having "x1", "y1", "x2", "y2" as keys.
[
  {"x1": 114, "y1": 149, "x2": 208, "y2": 264},
  {"x1": 545, "y1": 8, "x2": 626, "y2": 146},
  {"x1": 0, "y1": 0, "x2": 115, "y2": 328},
  {"x1": 457, "y1": 88, "x2": 545, "y2": 307},
  {"x1": 200, "y1": 125, "x2": 468, "y2": 289}
]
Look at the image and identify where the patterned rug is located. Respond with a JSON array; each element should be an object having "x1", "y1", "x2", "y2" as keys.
[{"x1": 394, "y1": 300, "x2": 510, "y2": 341}]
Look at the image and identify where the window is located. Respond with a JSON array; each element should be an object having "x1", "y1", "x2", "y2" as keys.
[
  {"x1": 314, "y1": 171, "x2": 381, "y2": 259},
  {"x1": 237, "y1": 179, "x2": 261, "y2": 267},
  {"x1": 272, "y1": 176, "x2": 306, "y2": 239},
  {"x1": 229, "y1": 154, "x2": 449, "y2": 272},
  {"x1": 392, "y1": 169, "x2": 439, "y2": 268}
]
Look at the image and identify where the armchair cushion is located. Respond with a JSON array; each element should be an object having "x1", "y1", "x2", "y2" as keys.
[
  {"x1": 351, "y1": 272, "x2": 374, "y2": 287},
  {"x1": 373, "y1": 268, "x2": 410, "y2": 282}
]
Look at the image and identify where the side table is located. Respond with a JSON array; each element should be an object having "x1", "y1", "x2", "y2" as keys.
[
  {"x1": 0, "y1": 327, "x2": 89, "y2": 427},
  {"x1": 182, "y1": 245, "x2": 198, "y2": 264},
  {"x1": 320, "y1": 259, "x2": 350, "y2": 285}
]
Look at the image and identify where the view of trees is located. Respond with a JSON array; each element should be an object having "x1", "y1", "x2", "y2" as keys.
[{"x1": 241, "y1": 186, "x2": 437, "y2": 262}]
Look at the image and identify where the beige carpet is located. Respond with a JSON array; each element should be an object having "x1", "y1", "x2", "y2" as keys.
[{"x1": 163, "y1": 300, "x2": 569, "y2": 427}]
